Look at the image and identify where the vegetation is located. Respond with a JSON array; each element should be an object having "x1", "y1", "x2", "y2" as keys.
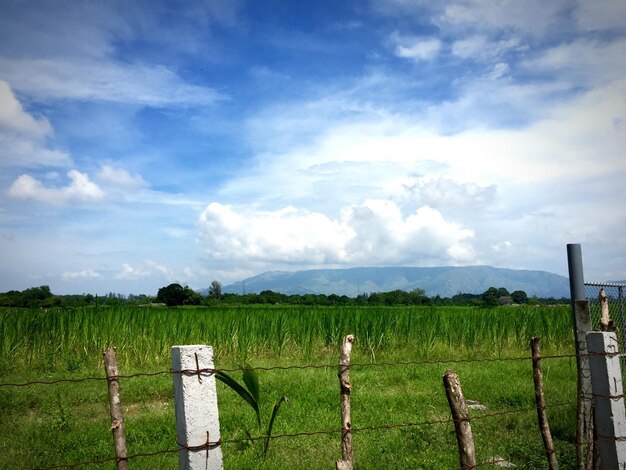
[
  {"x1": 0, "y1": 284, "x2": 569, "y2": 309},
  {"x1": 0, "y1": 304, "x2": 573, "y2": 366},
  {"x1": 0, "y1": 304, "x2": 577, "y2": 468},
  {"x1": 156, "y1": 283, "x2": 202, "y2": 306},
  {"x1": 209, "y1": 280, "x2": 223, "y2": 300},
  {"x1": 216, "y1": 367, "x2": 288, "y2": 458}
]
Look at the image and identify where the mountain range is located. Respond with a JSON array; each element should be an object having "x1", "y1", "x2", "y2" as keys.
[{"x1": 217, "y1": 266, "x2": 571, "y2": 298}]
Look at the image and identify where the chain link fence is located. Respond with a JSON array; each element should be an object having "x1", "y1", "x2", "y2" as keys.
[{"x1": 585, "y1": 282, "x2": 626, "y2": 355}]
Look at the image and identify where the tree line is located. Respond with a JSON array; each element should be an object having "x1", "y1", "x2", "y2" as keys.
[{"x1": 0, "y1": 283, "x2": 569, "y2": 308}]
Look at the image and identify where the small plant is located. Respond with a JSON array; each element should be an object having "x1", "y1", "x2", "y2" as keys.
[
  {"x1": 215, "y1": 365, "x2": 287, "y2": 458},
  {"x1": 51, "y1": 394, "x2": 73, "y2": 432}
]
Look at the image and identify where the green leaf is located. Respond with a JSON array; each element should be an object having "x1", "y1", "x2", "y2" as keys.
[
  {"x1": 264, "y1": 395, "x2": 288, "y2": 458},
  {"x1": 242, "y1": 366, "x2": 260, "y2": 408},
  {"x1": 215, "y1": 370, "x2": 260, "y2": 426}
]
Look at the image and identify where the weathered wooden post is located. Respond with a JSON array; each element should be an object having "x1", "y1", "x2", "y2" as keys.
[
  {"x1": 531, "y1": 337, "x2": 559, "y2": 470},
  {"x1": 102, "y1": 347, "x2": 129, "y2": 470},
  {"x1": 587, "y1": 331, "x2": 626, "y2": 469},
  {"x1": 336, "y1": 335, "x2": 354, "y2": 470},
  {"x1": 598, "y1": 289, "x2": 616, "y2": 332},
  {"x1": 172, "y1": 345, "x2": 223, "y2": 470},
  {"x1": 444, "y1": 369, "x2": 476, "y2": 469}
]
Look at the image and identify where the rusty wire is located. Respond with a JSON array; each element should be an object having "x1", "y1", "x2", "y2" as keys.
[
  {"x1": 0, "y1": 352, "x2": 585, "y2": 389},
  {"x1": 0, "y1": 349, "x2": 585, "y2": 468},
  {"x1": 28, "y1": 402, "x2": 574, "y2": 469},
  {"x1": 580, "y1": 392, "x2": 625, "y2": 401}
]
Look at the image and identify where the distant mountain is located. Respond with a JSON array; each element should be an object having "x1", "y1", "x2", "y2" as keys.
[{"x1": 217, "y1": 266, "x2": 571, "y2": 298}]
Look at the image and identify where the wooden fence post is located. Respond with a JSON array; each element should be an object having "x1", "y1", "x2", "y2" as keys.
[
  {"x1": 531, "y1": 337, "x2": 559, "y2": 470},
  {"x1": 336, "y1": 335, "x2": 354, "y2": 470},
  {"x1": 586, "y1": 332, "x2": 626, "y2": 469},
  {"x1": 172, "y1": 345, "x2": 223, "y2": 470},
  {"x1": 443, "y1": 369, "x2": 476, "y2": 469},
  {"x1": 102, "y1": 347, "x2": 128, "y2": 470}
]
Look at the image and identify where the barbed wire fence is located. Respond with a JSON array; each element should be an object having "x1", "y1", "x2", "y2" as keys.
[{"x1": 0, "y1": 348, "x2": 584, "y2": 470}]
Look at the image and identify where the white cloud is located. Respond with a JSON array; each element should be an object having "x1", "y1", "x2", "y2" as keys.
[
  {"x1": 403, "y1": 176, "x2": 496, "y2": 211},
  {"x1": 115, "y1": 260, "x2": 174, "y2": 280},
  {"x1": 0, "y1": 58, "x2": 224, "y2": 106},
  {"x1": 439, "y1": 0, "x2": 570, "y2": 37},
  {"x1": 62, "y1": 269, "x2": 102, "y2": 280},
  {"x1": 116, "y1": 263, "x2": 148, "y2": 280},
  {"x1": 0, "y1": 81, "x2": 51, "y2": 136},
  {"x1": 198, "y1": 200, "x2": 475, "y2": 267},
  {"x1": 97, "y1": 165, "x2": 148, "y2": 189},
  {"x1": 575, "y1": 0, "x2": 626, "y2": 32},
  {"x1": 390, "y1": 33, "x2": 442, "y2": 61},
  {"x1": 8, "y1": 170, "x2": 105, "y2": 204},
  {"x1": 451, "y1": 35, "x2": 522, "y2": 61},
  {"x1": 213, "y1": 58, "x2": 626, "y2": 278},
  {"x1": 145, "y1": 260, "x2": 174, "y2": 276},
  {"x1": 225, "y1": 80, "x2": 624, "y2": 210},
  {"x1": 522, "y1": 38, "x2": 626, "y2": 87},
  {"x1": 0, "y1": 80, "x2": 72, "y2": 167}
]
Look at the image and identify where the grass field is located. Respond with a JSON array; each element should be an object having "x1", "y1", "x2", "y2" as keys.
[{"x1": 0, "y1": 304, "x2": 578, "y2": 469}]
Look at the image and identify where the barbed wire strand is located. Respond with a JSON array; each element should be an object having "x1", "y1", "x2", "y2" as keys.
[
  {"x1": 29, "y1": 402, "x2": 574, "y2": 470},
  {"x1": 0, "y1": 352, "x2": 588, "y2": 389}
]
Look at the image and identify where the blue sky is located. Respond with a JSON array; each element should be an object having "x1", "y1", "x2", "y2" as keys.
[{"x1": 1, "y1": 0, "x2": 625, "y2": 295}]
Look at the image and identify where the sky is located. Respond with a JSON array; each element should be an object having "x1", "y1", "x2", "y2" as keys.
[{"x1": 1, "y1": 0, "x2": 625, "y2": 295}]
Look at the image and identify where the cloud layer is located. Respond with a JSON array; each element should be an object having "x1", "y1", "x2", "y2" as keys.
[{"x1": 1, "y1": 0, "x2": 625, "y2": 294}]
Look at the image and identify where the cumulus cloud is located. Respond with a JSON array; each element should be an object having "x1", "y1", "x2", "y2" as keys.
[
  {"x1": 213, "y1": 48, "x2": 626, "y2": 279},
  {"x1": 403, "y1": 177, "x2": 496, "y2": 211},
  {"x1": 0, "y1": 80, "x2": 71, "y2": 167},
  {"x1": 390, "y1": 33, "x2": 442, "y2": 60},
  {"x1": 8, "y1": 170, "x2": 104, "y2": 204},
  {"x1": 198, "y1": 200, "x2": 475, "y2": 267}
]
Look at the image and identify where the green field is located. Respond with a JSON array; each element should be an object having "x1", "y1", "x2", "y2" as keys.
[{"x1": 0, "y1": 305, "x2": 578, "y2": 469}]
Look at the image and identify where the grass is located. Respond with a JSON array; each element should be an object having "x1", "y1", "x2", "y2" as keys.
[{"x1": 0, "y1": 304, "x2": 577, "y2": 468}]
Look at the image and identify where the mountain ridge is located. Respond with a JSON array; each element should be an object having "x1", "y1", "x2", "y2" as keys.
[{"x1": 214, "y1": 265, "x2": 571, "y2": 298}]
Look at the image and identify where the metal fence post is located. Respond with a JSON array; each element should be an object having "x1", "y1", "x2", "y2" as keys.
[
  {"x1": 617, "y1": 286, "x2": 626, "y2": 361},
  {"x1": 568, "y1": 244, "x2": 593, "y2": 468},
  {"x1": 587, "y1": 332, "x2": 626, "y2": 469},
  {"x1": 568, "y1": 244, "x2": 586, "y2": 305}
]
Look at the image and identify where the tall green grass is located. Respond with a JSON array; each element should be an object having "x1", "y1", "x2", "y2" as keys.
[
  {"x1": 0, "y1": 305, "x2": 577, "y2": 469},
  {"x1": 0, "y1": 304, "x2": 573, "y2": 369}
]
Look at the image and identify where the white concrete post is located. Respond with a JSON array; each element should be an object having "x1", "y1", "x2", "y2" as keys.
[
  {"x1": 172, "y1": 345, "x2": 223, "y2": 470},
  {"x1": 587, "y1": 332, "x2": 626, "y2": 469}
]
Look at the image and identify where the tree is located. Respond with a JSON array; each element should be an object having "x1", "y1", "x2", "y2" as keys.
[
  {"x1": 183, "y1": 286, "x2": 202, "y2": 305},
  {"x1": 511, "y1": 290, "x2": 528, "y2": 304},
  {"x1": 156, "y1": 283, "x2": 187, "y2": 307},
  {"x1": 497, "y1": 287, "x2": 510, "y2": 298},
  {"x1": 208, "y1": 280, "x2": 222, "y2": 300},
  {"x1": 481, "y1": 287, "x2": 500, "y2": 307},
  {"x1": 21, "y1": 285, "x2": 54, "y2": 307}
]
